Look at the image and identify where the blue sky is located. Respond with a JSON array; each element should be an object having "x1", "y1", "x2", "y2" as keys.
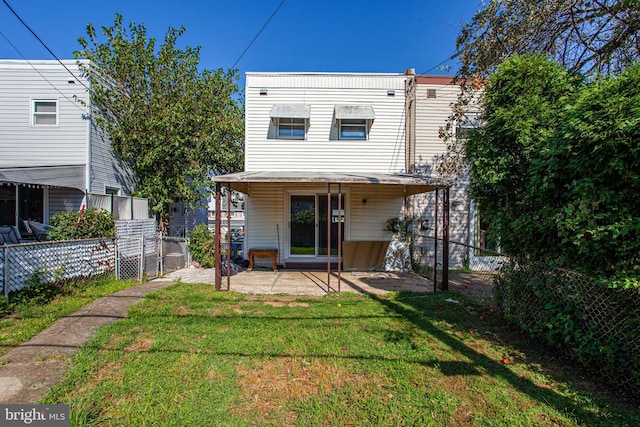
[{"x1": 0, "y1": 0, "x2": 481, "y2": 78}]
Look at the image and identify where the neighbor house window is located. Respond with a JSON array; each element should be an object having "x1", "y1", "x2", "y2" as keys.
[
  {"x1": 32, "y1": 100, "x2": 58, "y2": 126},
  {"x1": 277, "y1": 117, "x2": 306, "y2": 139},
  {"x1": 339, "y1": 119, "x2": 367, "y2": 140},
  {"x1": 456, "y1": 112, "x2": 479, "y2": 140}
]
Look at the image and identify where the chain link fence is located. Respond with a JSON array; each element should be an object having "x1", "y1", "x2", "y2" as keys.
[
  {"x1": 414, "y1": 234, "x2": 505, "y2": 298},
  {"x1": 495, "y1": 260, "x2": 640, "y2": 394},
  {"x1": 115, "y1": 220, "x2": 159, "y2": 282}
]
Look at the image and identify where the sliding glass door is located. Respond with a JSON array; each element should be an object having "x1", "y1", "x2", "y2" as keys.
[{"x1": 290, "y1": 194, "x2": 345, "y2": 257}]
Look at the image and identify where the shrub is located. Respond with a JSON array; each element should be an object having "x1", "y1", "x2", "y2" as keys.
[
  {"x1": 48, "y1": 208, "x2": 116, "y2": 240},
  {"x1": 188, "y1": 224, "x2": 217, "y2": 268}
]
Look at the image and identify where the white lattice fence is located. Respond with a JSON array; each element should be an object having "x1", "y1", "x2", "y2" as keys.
[{"x1": 1, "y1": 239, "x2": 116, "y2": 296}]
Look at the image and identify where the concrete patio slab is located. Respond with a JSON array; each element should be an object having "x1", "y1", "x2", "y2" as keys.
[{"x1": 163, "y1": 267, "x2": 435, "y2": 295}]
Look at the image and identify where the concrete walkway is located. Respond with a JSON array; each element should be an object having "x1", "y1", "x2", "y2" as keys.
[
  {"x1": 0, "y1": 278, "x2": 175, "y2": 404},
  {"x1": 0, "y1": 268, "x2": 433, "y2": 404}
]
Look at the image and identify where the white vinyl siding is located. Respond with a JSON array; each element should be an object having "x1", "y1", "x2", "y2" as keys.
[
  {"x1": 88, "y1": 120, "x2": 135, "y2": 195},
  {"x1": 349, "y1": 185, "x2": 404, "y2": 241},
  {"x1": 0, "y1": 60, "x2": 135, "y2": 196},
  {"x1": 0, "y1": 60, "x2": 88, "y2": 169},
  {"x1": 245, "y1": 73, "x2": 407, "y2": 174},
  {"x1": 244, "y1": 182, "x2": 405, "y2": 267}
]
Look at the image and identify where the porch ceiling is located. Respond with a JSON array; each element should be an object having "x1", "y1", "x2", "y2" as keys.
[{"x1": 211, "y1": 171, "x2": 442, "y2": 195}]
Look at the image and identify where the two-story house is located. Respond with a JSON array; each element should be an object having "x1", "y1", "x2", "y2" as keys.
[
  {"x1": 0, "y1": 60, "x2": 136, "y2": 234},
  {"x1": 213, "y1": 71, "x2": 444, "y2": 271}
]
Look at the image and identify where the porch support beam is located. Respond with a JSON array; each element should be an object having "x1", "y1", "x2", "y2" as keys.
[
  {"x1": 337, "y1": 183, "x2": 342, "y2": 293},
  {"x1": 327, "y1": 183, "x2": 331, "y2": 292},
  {"x1": 434, "y1": 187, "x2": 439, "y2": 292},
  {"x1": 442, "y1": 186, "x2": 450, "y2": 291},
  {"x1": 214, "y1": 183, "x2": 222, "y2": 291},
  {"x1": 227, "y1": 183, "x2": 232, "y2": 291}
]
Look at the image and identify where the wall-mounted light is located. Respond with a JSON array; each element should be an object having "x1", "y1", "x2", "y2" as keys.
[
  {"x1": 259, "y1": 89, "x2": 268, "y2": 95},
  {"x1": 362, "y1": 198, "x2": 367, "y2": 205},
  {"x1": 387, "y1": 90, "x2": 395, "y2": 96}
]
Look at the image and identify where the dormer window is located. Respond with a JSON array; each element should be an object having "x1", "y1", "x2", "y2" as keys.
[
  {"x1": 334, "y1": 105, "x2": 374, "y2": 140},
  {"x1": 270, "y1": 104, "x2": 310, "y2": 140},
  {"x1": 277, "y1": 117, "x2": 306, "y2": 139},
  {"x1": 339, "y1": 119, "x2": 367, "y2": 139}
]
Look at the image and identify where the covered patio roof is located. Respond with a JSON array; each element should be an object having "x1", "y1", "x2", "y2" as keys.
[{"x1": 211, "y1": 171, "x2": 441, "y2": 195}]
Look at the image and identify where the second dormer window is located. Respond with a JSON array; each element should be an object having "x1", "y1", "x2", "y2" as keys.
[
  {"x1": 277, "y1": 117, "x2": 306, "y2": 139},
  {"x1": 339, "y1": 119, "x2": 367, "y2": 140},
  {"x1": 334, "y1": 105, "x2": 374, "y2": 140}
]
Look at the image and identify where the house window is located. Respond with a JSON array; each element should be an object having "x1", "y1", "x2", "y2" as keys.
[
  {"x1": 339, "y1": 119, "x2": 368, "y2": 140},
  {"x1": 32, "y1": 100, "x2": 58, "y2": 126},
  {"x1": 456, "y1": 112, "x2": 479, "y2": 140},
  {"x1": 277, "y1": 117, "x2": 306, "y2": 139},
  {"x1": 333, "y1": 105, "x2": 374, "y2": 140},
  {"x1": 105, "y1": 187, "x2": 120, "y2": 196}
]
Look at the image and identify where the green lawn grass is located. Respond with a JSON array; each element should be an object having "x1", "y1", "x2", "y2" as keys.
[
  {"x1": 0, "y1": 277, "x2": 140, "y2": 357},
  {"x1": 43, "y1": 282, "x2": 639, "y2": 426}
]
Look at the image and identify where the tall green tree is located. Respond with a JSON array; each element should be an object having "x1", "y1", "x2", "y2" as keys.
[
  {"x1": 551, "y1": 62, "x2": 640, "y2": 274},
  {"x1": 465, "y1": 54, "x2": 579, "y2": 261},
  {"x1": 75, "y1": 14, "x2": 244, "y2": 230},
  {"x1": 466, "y1": 54, "x2": 640, "y2": 275},
  {"x1": 439, "y1": 0, "x2": 640, "y2": 179}
]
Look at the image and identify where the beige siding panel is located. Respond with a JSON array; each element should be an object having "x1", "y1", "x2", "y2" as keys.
[
  {"x1": 414, "y1": 83, "x2": 460, "y2": 175},
  {"x1": 245, "y1": 183, "x2": 286, "y2": 261},
  {"x1": 349, "y1": 185, "x2": 404, "y2": 241}
]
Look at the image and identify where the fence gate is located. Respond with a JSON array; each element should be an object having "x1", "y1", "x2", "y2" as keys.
[{"x1": 115, "y1": 220, "x2": 160, "y2": 282}]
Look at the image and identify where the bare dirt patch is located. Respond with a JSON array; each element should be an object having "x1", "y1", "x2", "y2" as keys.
[
  {"x1": 124, "y1": 335, "x2": 153, "y2": 353},
  {"x1": 233, "y1": 358, "x2": 380, "y2": 424}
]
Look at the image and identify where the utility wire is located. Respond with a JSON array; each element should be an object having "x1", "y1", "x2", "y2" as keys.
[
  {"x1": 420, "y1": 50, "x2": 462, "y2": 75},
  {"x1": 0, "y1": 30, "x2": 87, "y2": 114},
  {"x1": 1, "y1": 0, "x2": 89, "y2": 90},
  {"x1": 231, "y1": 0, "x2": 286, "y2": 69}
]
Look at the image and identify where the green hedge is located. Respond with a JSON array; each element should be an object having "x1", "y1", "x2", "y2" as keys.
[{"x1": 187, "y1": 224, "x2": 217, "y2": 268}]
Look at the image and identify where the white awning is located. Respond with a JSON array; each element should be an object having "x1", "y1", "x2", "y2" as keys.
[
  {"x1": 270, "y1": 104, "x2": 310, "y2": 118},
  {"x1": 334, "y1": 105, "x2": 375, "y2": 120}
]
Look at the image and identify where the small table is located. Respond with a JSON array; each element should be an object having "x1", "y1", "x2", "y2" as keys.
[{"x1": 247, "y1": 248, "x2": 278, "y2": 272}]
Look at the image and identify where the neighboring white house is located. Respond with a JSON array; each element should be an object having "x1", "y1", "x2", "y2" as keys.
[
  {"x1": 0, "y1": 60, "x2": 137, "y2": 234},
  {"x1": 213, "y1": 71, "x2": 441, "y2": 270}
]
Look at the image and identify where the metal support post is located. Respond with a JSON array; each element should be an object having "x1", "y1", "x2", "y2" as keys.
[
  {"x1": 434, "y1": 188, "x2": 439, "y2": 292},
  {"x1": 227, "y1": 183, "x2": 232, "y2": 291},
  {"x1": 3, "y1": 245, "x2": 9, "y2": 297},
  {"x1": 337, "y1": 183, "x2": 342, "y2": 293},
  {"x1": 327, "y1": 183, "x2": 331, "y2": 292},
  {"x1": 442, "y1": 187, "x2": 450, "y2": 291},
  {"x1": 214, "y1": 184, "x2": 222, "y2": 290}
]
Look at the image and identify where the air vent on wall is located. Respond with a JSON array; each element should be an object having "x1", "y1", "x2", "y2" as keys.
[{"x1": 427, "y1": 89, "x2": 437, "y2": 99}]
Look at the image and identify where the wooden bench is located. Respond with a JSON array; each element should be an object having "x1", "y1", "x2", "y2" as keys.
[{"x1": 247, "y1": 248, "x2": 278, "y2": 272}]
